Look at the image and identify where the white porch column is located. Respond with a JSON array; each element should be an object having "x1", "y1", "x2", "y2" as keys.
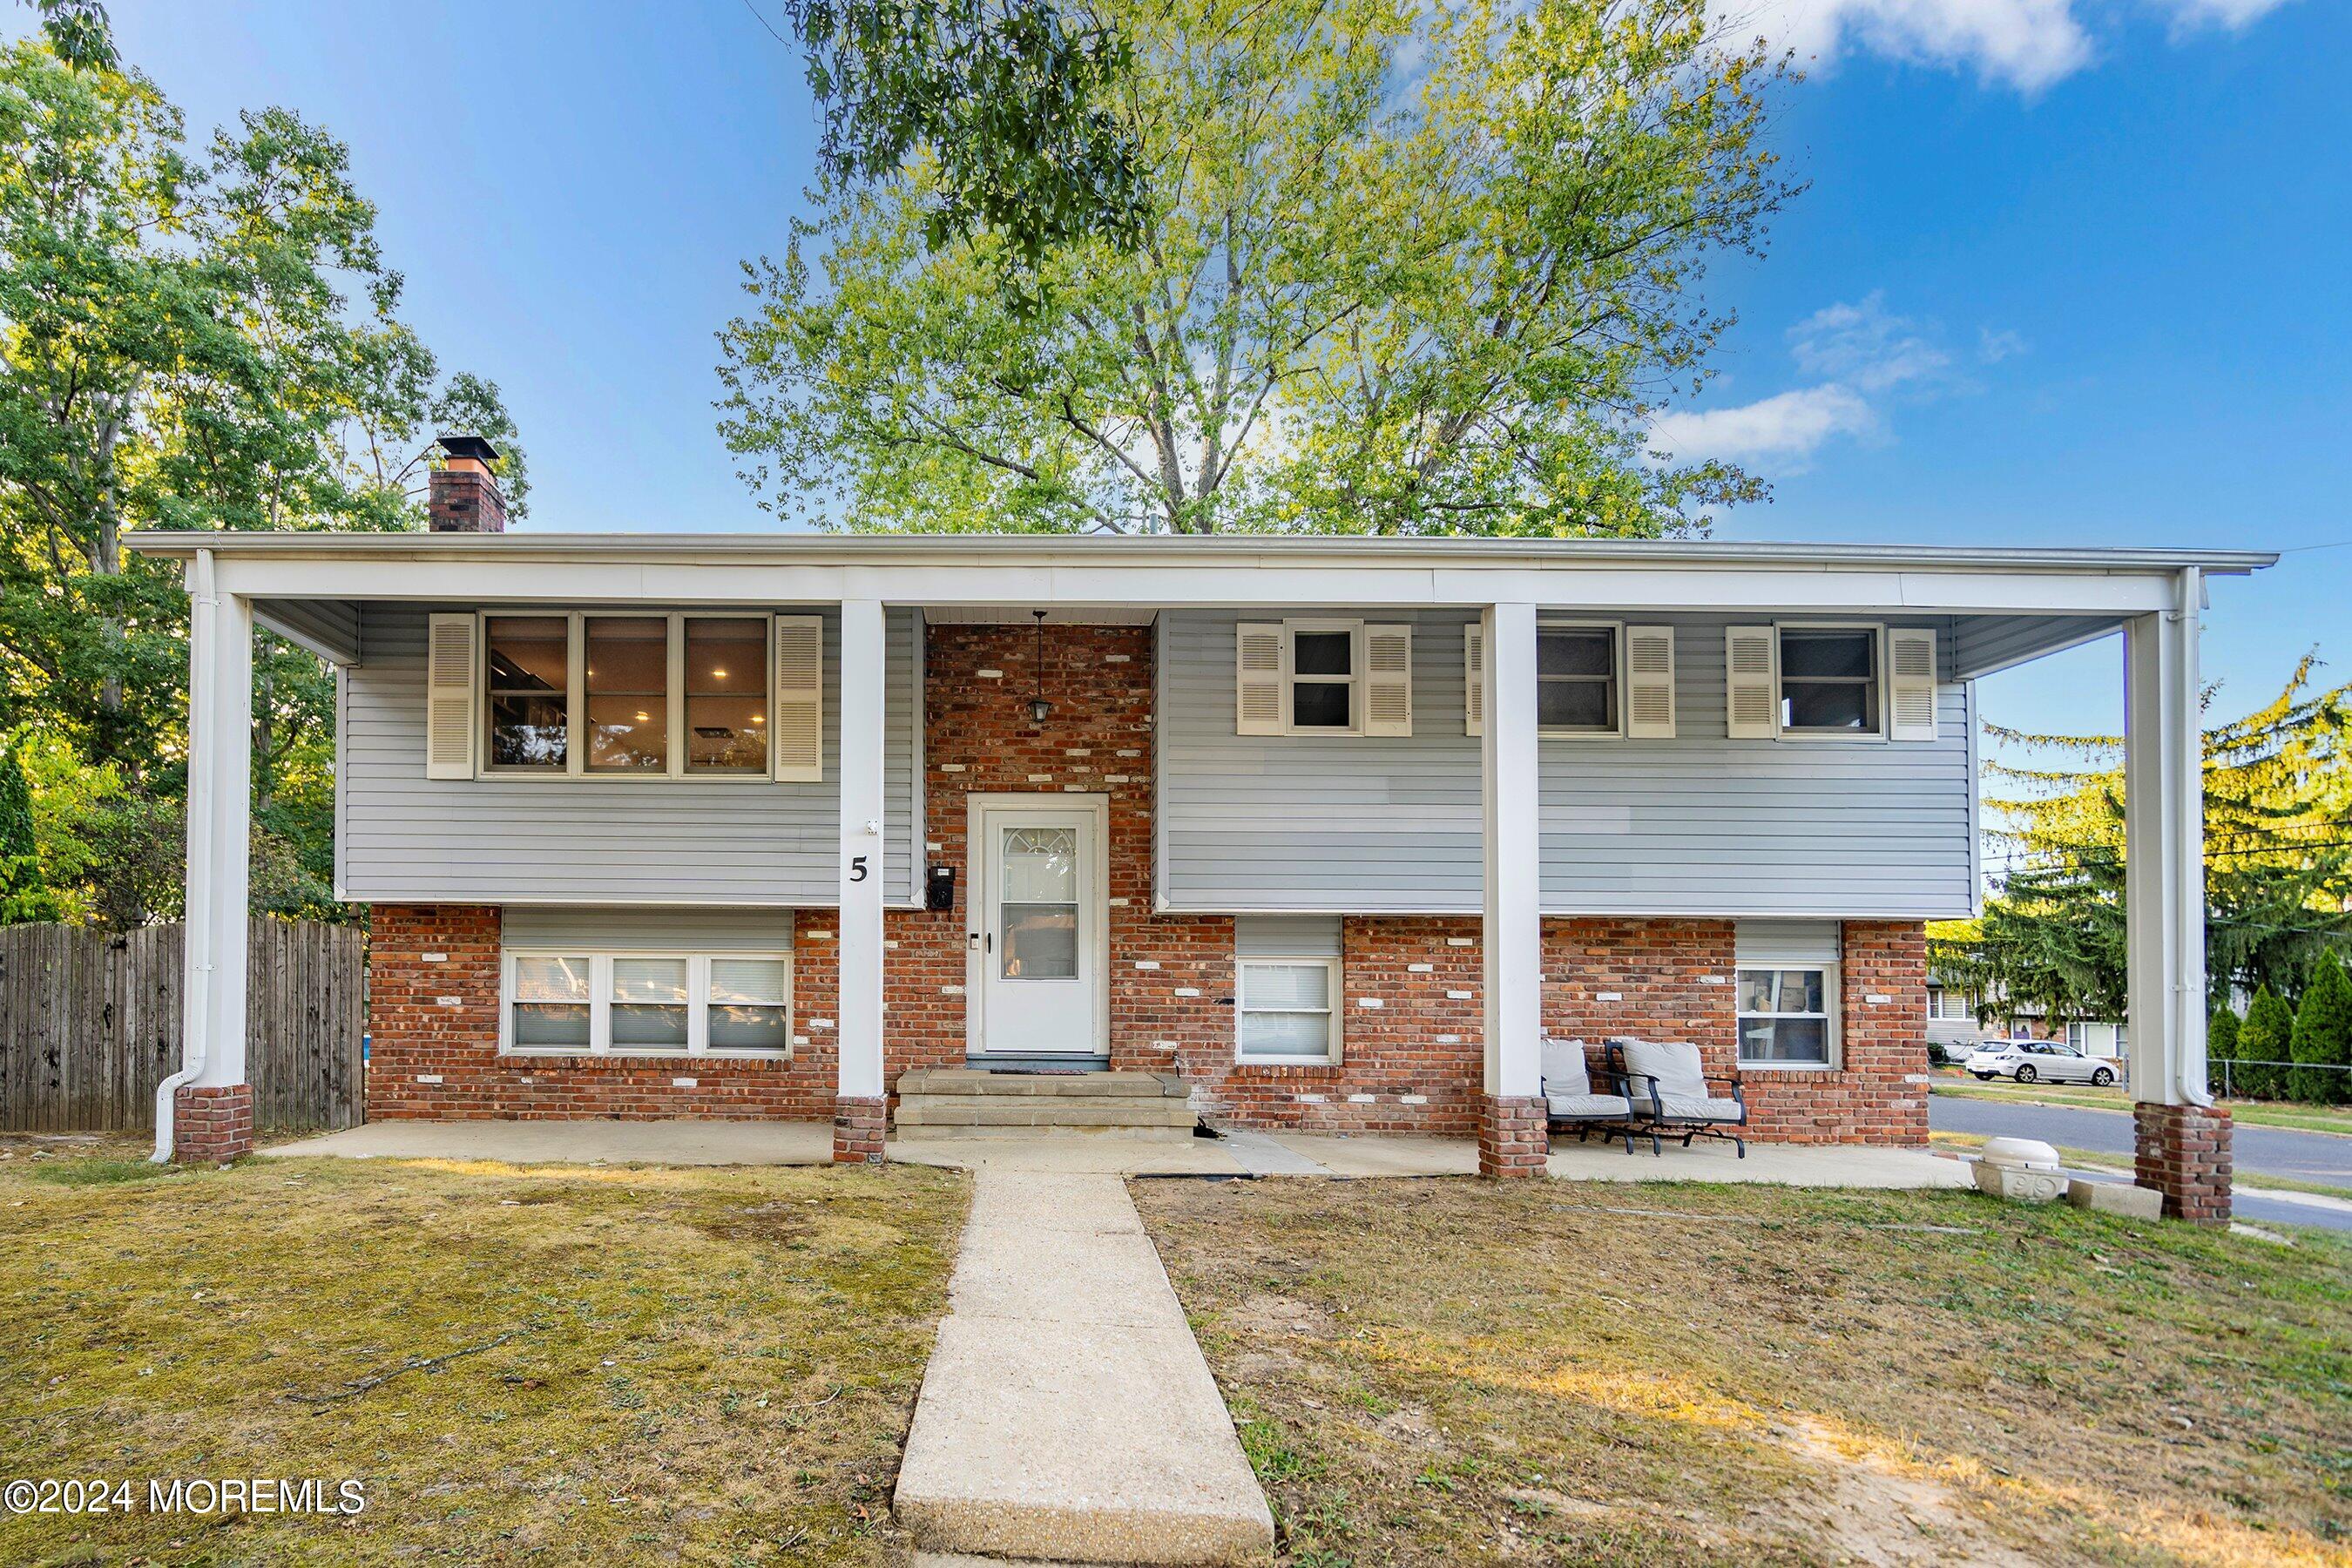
[
  {"x1": 834, "y1": 597, "x2": 889, "y2": 1161},
  {"x1": 2125, "y1": 567, "x2": 2229, "y2": 1220},
  {"x1": 1479, "y1": 601, "x2": 1546, "y2": 1175},
  {"x1": 155, "y1": 549, "x2": 253, "y2": 1163}
]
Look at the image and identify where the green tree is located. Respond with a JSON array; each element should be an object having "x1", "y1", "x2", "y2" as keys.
[
  {"x1": 2208, "y1": 1004, "x2": 2241, "y2": 1097},
  {"x1": 0, "y1": 732, "x2": 57, "y2": 922},
  {"x1": 2239, "y1": 986, "x2": 2295, "y2": 1102},
  {"x1": 720, "y1": 0, "x2": 1790, "y2": 537},
  {"x1": 1930, "y1": 660, "x2": 2352, "y2": 1037},
  {"x1": 0, "y1": 32, "x2": 524, "y2": 924},
  {"x1": 2289, "y1": 951, "x2": 2352, "y2": 1106}
]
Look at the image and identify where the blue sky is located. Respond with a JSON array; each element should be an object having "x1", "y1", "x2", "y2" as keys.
[{"x1": 17, "y1": 0, "x2": 2347, "y2": 740}]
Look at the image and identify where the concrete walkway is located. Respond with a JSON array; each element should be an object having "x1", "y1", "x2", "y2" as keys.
[
  {"x1": 894, "y1": 1170, "x2": 1275, "y2": 1565},
  {"x1": 258, "y1": 1118, "x2": 834, "y2": 1166}
]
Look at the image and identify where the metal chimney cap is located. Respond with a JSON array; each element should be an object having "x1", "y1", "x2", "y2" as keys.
[{"x1": 436, "y1": 434, "x2": 503, "y2": 464}]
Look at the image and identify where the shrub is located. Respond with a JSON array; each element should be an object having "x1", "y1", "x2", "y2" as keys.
[
  {"x1": 2289, "y1": 953, "x2": 2352, "y2": 1105},
  {"x1": 2238, "y1": 986, "x2": 2295, "y2": 1100},
  {"x1": 2208, "y1": 1004, "x2": 2241, "y2": 1096}
]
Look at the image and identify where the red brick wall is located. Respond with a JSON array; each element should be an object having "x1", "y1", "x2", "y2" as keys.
[{"x1": 366, "y1": 904, "x2": 837, "y2": 1120}]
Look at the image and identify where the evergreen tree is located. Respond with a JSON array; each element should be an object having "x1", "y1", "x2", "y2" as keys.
[
  {"x1": 2289, "y1": 952, "x2": 2352, "y2": 1105},
  {"x1": 0, "y1": 734, "x2": 51, "y2": 922},
  {"x1": 2207, "y1": 1004, "x2": 2241, "y2": 1098},
  {"x1": 2239, "y1": 986, "x2": 2296, "y2": 1101}
]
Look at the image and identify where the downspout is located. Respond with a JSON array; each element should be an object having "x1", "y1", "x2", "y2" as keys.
[
  {"x1": 152, "y1": 548, "x2": 218, "y2": 1162},
  {"x1": 2174, "y1": 565, "x2": 2214, "y2": 1110}
]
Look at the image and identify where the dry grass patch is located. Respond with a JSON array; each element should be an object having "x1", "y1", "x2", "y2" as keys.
[
  {"x1": 1133, "y1": 1174, "x2": 2352, "y2": 1567},
  {"x1": 0, "y1": 1135, "x2": 965, "y2": 1565}
]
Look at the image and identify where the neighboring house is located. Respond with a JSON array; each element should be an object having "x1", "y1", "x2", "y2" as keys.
[
  {"x1": 1924, "y1": 979, "x2": 2125, "y2": 1058},
  {"x1": 129, "y1": 443, "x2": 2266, "y2": 1215}
]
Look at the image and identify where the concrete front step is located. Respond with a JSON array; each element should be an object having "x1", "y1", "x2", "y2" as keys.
[
  {"x1": 895, "y1": 1122, "x2": 1200, "y2": 1144},
  {"x1": 897, "y1": 1098, "x2": 1196, "y2": 1128},
  {"x1": 899, "y1": 1068, "x2": 1190, "y2": 1099}
]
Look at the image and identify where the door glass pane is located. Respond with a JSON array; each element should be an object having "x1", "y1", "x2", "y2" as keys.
[
  {"x1": 1000, "y1": 826, "x2": 1079, "y2": 980},
  {"x1": 611, "y1": 956, "x2": 688, "y2": 1047},
  {"x1": 686, "y1": 618, "x2": 768, "y2": 773},
  {"x1": 486, "y1": 617, "x2": 570, "y2": 769},
  {"x1": 585, "y1": 617, "x2": 670, "y2": 772}
]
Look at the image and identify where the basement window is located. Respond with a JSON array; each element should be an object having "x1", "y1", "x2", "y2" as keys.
[
  {"x1": 1234, "y1": 916, "x2": 1342, "y2": 1064},
  {"x1": 503, "y1": 950, "x2": 792, "y2": 1058}
]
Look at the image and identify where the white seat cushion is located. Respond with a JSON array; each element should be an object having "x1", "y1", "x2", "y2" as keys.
[
  {"x1": 1539, "y1": 1036, "x2": 1592, "y2": 1098},
  {"x1": 1546, "y1": 1092, "x2": 1632, "y2": 1119},
  {"x1": 1647, "y1": 1094, "x2": 1744, "y2": 1123},
  {"x1": 1612, "y1": 1037, "x2": 1709, "y2": 1103}
]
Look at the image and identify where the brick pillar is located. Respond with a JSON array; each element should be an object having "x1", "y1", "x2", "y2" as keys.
[
  {"x1": 172, "y1": 1084, "x2": 253, "y2": 1164},
  {"x1": 2134, "y1": 1102, "x2": 2232, "y2": 1225},
  {"x1": 833, "y1": 1095, "x2": 888, "y2": 1165},
  {"x1": 1477, "y1": 1094, "x2": 1547, "y2": 1179}
]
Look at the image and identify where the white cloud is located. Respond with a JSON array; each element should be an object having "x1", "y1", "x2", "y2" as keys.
[
  {"x1": 1788, "y1": 292, "x2": 1949, "y2": 391},
  {"x1": 1720, "y1": 0, "x2": 2094, "y2": 91},
  {"x1": 1652, "y1": 384, "x2": 1876, "y2": 464},
  {"x1": 2153, "y1": 0, "x2": 2299, "y2": 31},
  {"x1": 1977, "y1": 326, "x2": 2030, "y2": 363}
]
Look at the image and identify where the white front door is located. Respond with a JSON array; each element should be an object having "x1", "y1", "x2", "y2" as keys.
[{"x1": 971, "y1": 798, "x2": 1106, "y2": 1058}]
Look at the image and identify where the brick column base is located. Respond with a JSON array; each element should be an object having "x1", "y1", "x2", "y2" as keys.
[
  {"x1": 2134, "y1": 1101, "x2": 2232, "y2": 1225},
  {"x1": 172, "y1": 1084, "x2": 254, "y2": 1164},
  {"x1": 1477, "y1": 1095, "x2": 1548, "y2": 1179},
  {"x1": 833, "y1": 1096, "x2": 888, "y2": 1165}
]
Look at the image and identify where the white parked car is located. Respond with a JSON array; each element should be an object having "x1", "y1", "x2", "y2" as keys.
[{"x1": 1965, "y1": 1039, "x2": 2117, "y2": 1086}]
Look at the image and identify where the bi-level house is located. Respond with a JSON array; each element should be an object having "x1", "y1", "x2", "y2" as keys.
[{"x1": 132, "y1": 443, "x2": 2265, "y2": 1219}]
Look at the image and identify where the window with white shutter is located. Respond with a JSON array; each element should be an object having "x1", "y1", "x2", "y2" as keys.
[
  {"x1": 1887, "y1": 627, "x2": 1938, "y2": 741},
  {"x1": 1624, "y1": 625, "x2": 1676, "y2": 739},
  {"x1": 1362, "y1": 624, "x2": 1413, "y2": 736},
  {"x1": 1725, "y1": 625, "x2": 1777, "y2": 739},
  {"x1": 425, "y1": 612, "x2": 479, "y2": 779},
  {"x1": 771, "y1": 614, "x2": 824, "y2": 781},
  {"x1": 1235, "y1": 623, "x2": 1285, "y2": 735},
  {"x1": 1463, "y1": 621, "x2": 1484, "y2": 737}
]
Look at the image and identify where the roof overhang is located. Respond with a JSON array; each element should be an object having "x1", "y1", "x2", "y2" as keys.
[{"x1": 125, "y1": 531, "x2": 2273, "y2": 671}]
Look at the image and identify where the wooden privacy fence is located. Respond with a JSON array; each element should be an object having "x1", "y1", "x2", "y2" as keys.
[{"x1": 0, "y1": 919, "x2": 366, "y2": 1133}]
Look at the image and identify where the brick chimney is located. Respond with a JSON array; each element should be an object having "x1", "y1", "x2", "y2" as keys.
[{"x1": 428, "y1": 434, "x2": 507, "y2": 533}]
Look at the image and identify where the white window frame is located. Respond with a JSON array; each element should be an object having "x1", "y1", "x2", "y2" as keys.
[
  {"x1": 477, "y1": 610, "x2": 781, "y2": 781},
  {"x1": 1926, "y1": 987, "x2": 1975, "y2": 1023},
  {"x1": 500, "y1": 948, "x2": 794, "y2": 1058},
  {"x1": 1234, "y1": 955, "x2": 1343, "y2": 1064},
  {"x1": 1536, "y1": 619, "x2": 1624, "y2": 739},
  {"x1": 1773, "y1": 621, "x2": 1888, "y2": 742},
  {"x1": 1281, "y1": 618, "x2": 1363, "y2": 736},
  {"x1": 1734, "y1": 961, "x2": 1841, "y2": 1071}
]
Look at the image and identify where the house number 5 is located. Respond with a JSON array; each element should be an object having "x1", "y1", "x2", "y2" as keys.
[{"x1": 848, "y1": 855, "x2": 869, "y2": 882}]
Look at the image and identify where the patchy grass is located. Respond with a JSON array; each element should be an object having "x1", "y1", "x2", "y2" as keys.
[
  {"x1": 1134, "y1": 1176, "x2": 2352, "y2": 1567},
  {"x1": 0, "y1": 1138, "x2": 965, "y2": 1565},
  {"x1": 1932, "y1": 1078, "x2": 2352, "y2": 1138}
]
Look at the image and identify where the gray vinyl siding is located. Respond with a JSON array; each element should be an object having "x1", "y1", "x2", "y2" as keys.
[
  {"x1": 503, "y1": 906, "x2": 795, "y2": 951},
  {"x1": 338, "y1": 605, "x2": 917, "y2": 907},
  {"x1": 1157, "y1": 610, "x2": 1977, "y2": 920}
]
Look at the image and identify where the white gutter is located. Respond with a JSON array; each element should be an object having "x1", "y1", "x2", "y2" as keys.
[{"x1": 152, "y1": 548, "x2": 217, "y2": 1162}]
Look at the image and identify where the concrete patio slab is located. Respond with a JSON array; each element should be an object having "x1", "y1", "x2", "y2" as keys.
[
  {"x1": 895, "y1": 1171, "x2": 1274, "y2": 1565},
  {"x1": 1265, "y1": 1133, "x2": 1479, "y2": 1177},
  {"x1": 257, "y1": 1119, "x2": 834, "y2": 1166},
  {"x1": 1257, "y1": 1130, "x2": 1970, "y2": 1188}
]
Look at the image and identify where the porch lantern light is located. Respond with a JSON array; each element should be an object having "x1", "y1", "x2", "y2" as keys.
[{"x1": 1027, "y1": 609, "x2": 1053, "y2": 725}]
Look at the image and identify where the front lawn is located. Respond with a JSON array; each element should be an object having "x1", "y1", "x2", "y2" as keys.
[
  {"x1": 1135, "y1": 1176, "x2": 2352, "y2": 1567},
  {"x1": 0, "y1": 1137, "x2": 965, "y2": 1565}
]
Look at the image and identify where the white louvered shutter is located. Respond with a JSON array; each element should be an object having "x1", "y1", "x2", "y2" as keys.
[
  {"x1": 425, "y1": 612, "x2": 477, "y2": 780},
  {"x1": 1463, "y1": 621, "x2": 1485, "y2": 737},
  {"x1": 1362, "y1": 623, "x2": 1413, "y2": 737},
  {"x1": 1888, "y1": 627, "x2": 1938, "y2": 741},
  {"x1": 1624, "y1": 625, "x2": 1676, "y2": 739},
  {"x1": 1236, "y1": 622, "x2": 1284, "y2": 735},
  {"x1": 1726, "y1": 625, "x2": 1778, "y2": 740},
  {"x1": 772, "y1": 614, "x2": 824, "y2": 781}
]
